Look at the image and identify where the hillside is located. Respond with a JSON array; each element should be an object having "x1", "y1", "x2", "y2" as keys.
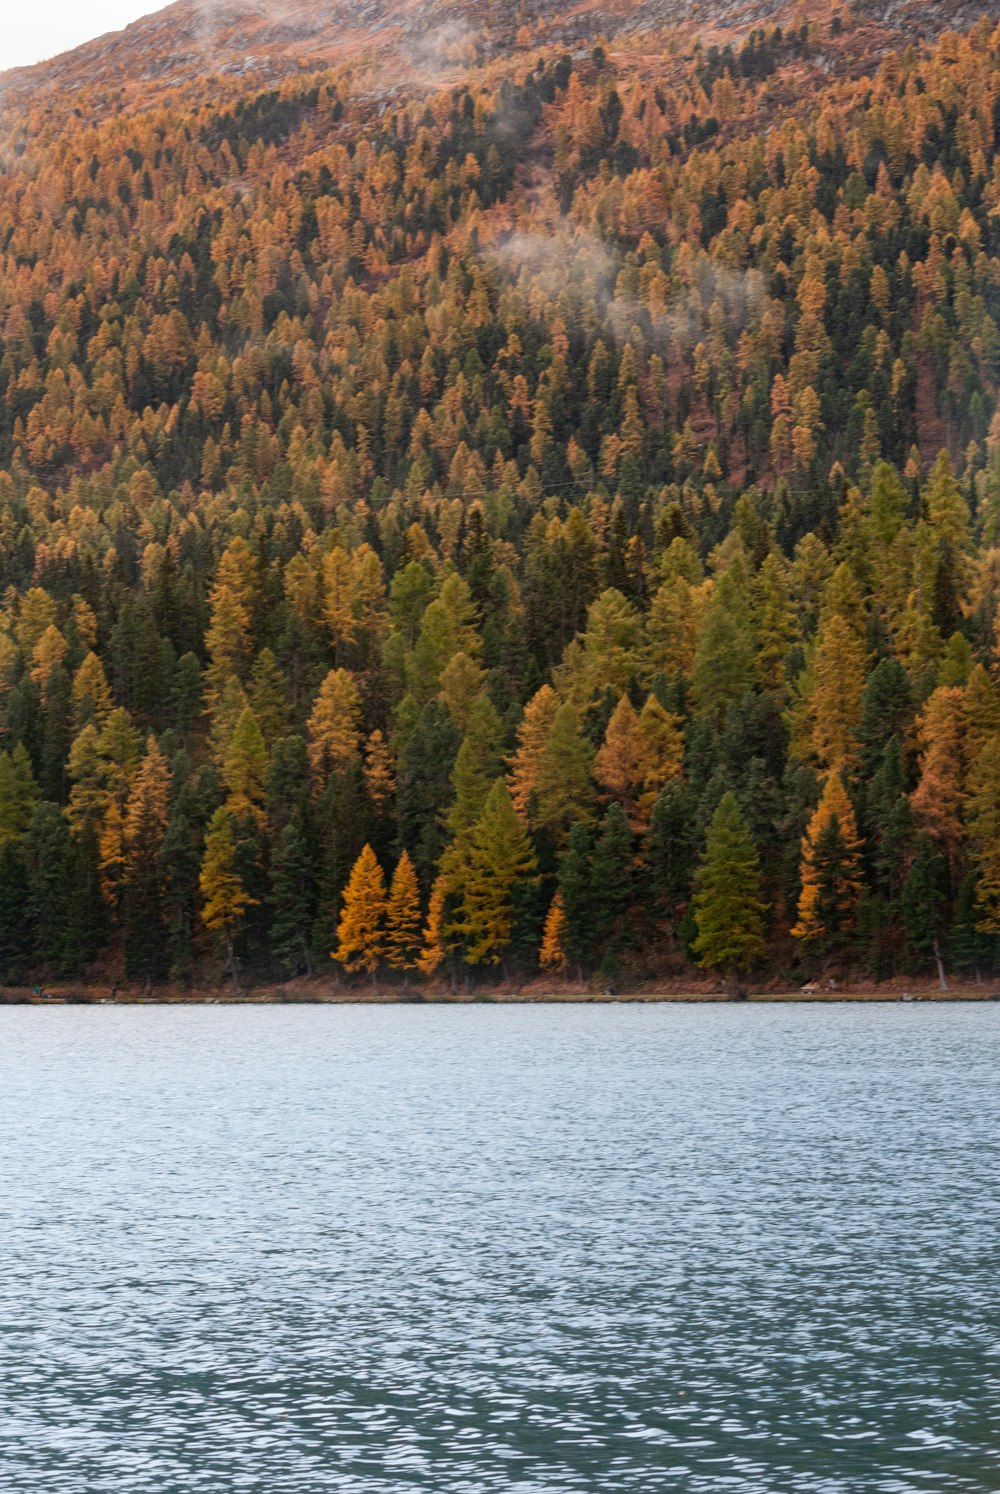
[
  {"x1": 4, "y1": 0, "x2": 998, "y2": 114},
  {"x1": 0, "y1": 2, "x2": 1000, "y2": 994}
]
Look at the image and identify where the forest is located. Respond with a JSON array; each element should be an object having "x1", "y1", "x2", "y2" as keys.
[{"x1": 1, "y1": 13, "x2": 1000, "y2": 992}]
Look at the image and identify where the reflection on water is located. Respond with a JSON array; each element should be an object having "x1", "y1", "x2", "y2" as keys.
[{"x1": 0, "y1": 1003, "x2": 997, "y2": 1492}]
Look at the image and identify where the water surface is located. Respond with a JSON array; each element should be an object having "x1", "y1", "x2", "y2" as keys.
[{"x1": 0, "y1": 1003, "x2": 997, "y2": 1492}]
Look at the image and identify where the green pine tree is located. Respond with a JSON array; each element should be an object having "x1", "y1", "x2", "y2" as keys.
[
  {"x1": 902, "y1": 833, "x2": 950, "y2": 989},
  {"x1": 270, "y1": 818, "x2": 315, "y2": 975},
  {"x1": 692, "y1": 792, "x2": 767, "y2": 995}
]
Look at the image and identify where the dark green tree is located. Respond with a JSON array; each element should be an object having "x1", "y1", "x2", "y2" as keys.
[{"x1": 692, "y1": 792, "x2": 767, "y2": 994}]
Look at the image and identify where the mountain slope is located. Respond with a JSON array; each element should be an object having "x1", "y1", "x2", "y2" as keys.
[
  {"x1": 1, "y1": 6, "x2": 1000, "y2": 993},
  {"x1": 4, "y1": 0, "x2": 998, "y2": 115}
]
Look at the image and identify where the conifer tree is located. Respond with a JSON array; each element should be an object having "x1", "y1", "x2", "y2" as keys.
[
  {"x1": 902, "y1": 833, "x2": 950, "y2": 990},
  {"x1": 792, "y1": 774, "x2": 864, "y2": 957},
  {"x1": 752, "y1": 553, "x2": 794, "y2": 696},
  {"x1": 0, "y1": 745, "x2": 40, "y2": 850},
  {"x1": 509, "y1": 684, "x2": 560, "y2": 818},
  {"x1": 385, "y1": 851, "x2": 422, "y2": 974},
  {"x1": 0, "y1": 840, "x2": 30, "y2": 978},
  {"x1": 200, "y1": 808, "x2": 258, "y2": 993},
  {"x1": 222, "y1": 707, "x2": 268, "y2": 825},
  {"x1": 593, "y1": 692, "x2": 684, "y2": 832},
  {"x1": 810, "y1": 612, "x2": 868, "y2": 772},
  {"x1": 269, "y1": 819, "x2": 314, "y2": 975},
  {"x1": 692, "y1": 792, "x2": 767, "y2": 993},
  {"x1": 418, "y1": 876, "x2": 449, "y2": 978},
  {"x1": 645, "y1": 779, "x2": 699, "y2": 943},
  {"x1": 307, "y1": 669, "x2": 361, "y2": 790},
  {"x1": 539, "y1": 891, "x2": 568, "y2": 975},
  {"x1": 122, "y1": 737, "x2": 172, "y2": 983},
  {"x1": 63, "y1": 818, "x2": 107, "y2": 976},
  {"x1": 966, "y1": 734, "x2": 1000, "y2": 935},
  {"x1": 363, "y1": 730, "x2": 396, "y2": 815},
  {"x1": 559, "y1": 823, "x2": 596, "y2": 979},
  {"x1": 451, "y1": 780, "x2": 538, "y2": 969},
  {"x1": 532, "y1": 701, "x2": 595, "y2": 844},
  {"x1": 910, "y1": 685, "x2": 966, "y2": 874},
  {"x1": 690, "y1": 570, "x2": 756, "y2": 726},
  {"x1": 951, "y1": 874, "x2": 994, "y2": 984},
  {"x1": 334, "y1": 844, "x2": 386, "y2": 978},
  {"x1": 590, "y1": 803, "x2": 635, "y2": 969},
  {"x1": 25, "y1": 803, "x2": 72, "y2": 969}
]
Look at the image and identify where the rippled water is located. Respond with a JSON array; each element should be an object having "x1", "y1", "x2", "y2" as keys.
[{"x1": 0, "y1": 1003, "x2": 998, "y2": 1493}]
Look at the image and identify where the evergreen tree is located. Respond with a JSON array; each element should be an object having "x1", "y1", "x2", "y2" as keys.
[
  {"x1": 63, "y1": 818, "x2": 107, "y2": 976},
  {"x1": 559, "y1": 823, "x2": 596, "y2": 979},
  {"x1": 0, "y1": 841, "x2": 30, "y2": 978},
  {"x1": 902, "y1": 833, "x2": 950, "y2": 989},
  {"x1": 590, "y1": 803, "x2": 635, "y2": 971},
  {"x1": 450, "y1": 780, "x2": 538, "y2": 969},
  {"x1": 122, "y1": 738, "x2": 172, "y2": 984},
  {"x1": 951, "y1": 874, "x2": 994, "y2": 985},
  {"x1": 222, "y1": 707, "x2": 268, "y2": 825},
  {"x1": 965, "y1": 734, "x2": 1000, "y2": 935},
  {"x1": 200, "y1": 808, "x2": 258, "y2": 993},
  {"x1": 25, "y1": 803, "x2": 71, "y2": 969},
  {"x1": 692, "y1": 792, "x2": 767, "y2": 993},
  {"x1": 269, "y1": 818, "x2": 314, "y2": 975}
]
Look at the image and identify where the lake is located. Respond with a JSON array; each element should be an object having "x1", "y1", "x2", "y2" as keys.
[{"x1": 0, "y1": 1003, "x2": 997, "y2": 1493}]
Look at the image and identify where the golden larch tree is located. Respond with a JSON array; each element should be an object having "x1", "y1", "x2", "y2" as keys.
[
  {"x1": 335, "y1": 844, "x2": 386, "y2": 977},
  {"x1": 385, "y1": 851, "x2": 421, "y2": 973},
  {"x1": 307, "y1": 669, "x2": 362, "y2": 790},
  {"x1": 792, "y1": 774, "x2": 864, "y2": 953},
  {"x1": 539, "y1": 891, "x2": 568, "y2": 975},
  {"x1": 910, "y1": 685, "x2": 966, "y2": 873}
]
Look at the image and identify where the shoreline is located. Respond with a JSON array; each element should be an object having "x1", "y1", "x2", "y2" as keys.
[{"x1": 3, "y1": 982, "x2": 999, "y2": 1007}]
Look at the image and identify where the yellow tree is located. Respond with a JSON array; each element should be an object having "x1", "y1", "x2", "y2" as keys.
[
  {"x1": 509, "y1": 684, "x2": 560, "y2": 818},
  {"x1": 594, "y1": 693, "x2": 682, "y2": 832},
  {"x1": 594, "y1": 695, "x2": 641, "y2": 811},
  {"x1": 122, "y1": 736, "x2": 172, "y2": 982},
  {"x1": 200, "y1": 807, "x2": 258, "y2": 993},
  {"x1": 539, "y1": 891, "x2": 568, "y2": 975},
  {"x1": 385, "y1": 851, "x2": 422, "y2": 974},
  {"x1": 966, "y1": 734, "x2": 1000, "y2": 934},
  {"x1": 910, "y1": 685, "x2": 966, "y2": 874},
  {"x1": 335, "y1": 844, "x2": 386, "y2": 978},
  {"x1": 792, "y1": 774, "x2": 864, "y2": 958},
  {"x1": 810, "y1": 612, "x2": 868, "y2": 772},
  {"x1": 307, "y1": 669, "x2": 361, "y2": 790},
  {"x1": 205, "y1": 537, "x2": 255, "y2": 699},
  {"x1": 964, "y1": 665, "x2": 1000, "y2": 768},
  {"x1": 71, "y1": 651, "x2": 113, "y2": 730},
  {"x1": 634, "y1": 695, "x2": 684, "y2": 829},
  {"x1": 324, "y1": 545, "x2": 358, "y2": 665},
  {"x1": 363, "y1": 729, "x2": 396, "y2": 814},
  {"x1": 450, "y1": 780, "x2": 538, "y2": 969},
  {"x1": 418, "y1": 876, "x2": 449, "y2": 977}
]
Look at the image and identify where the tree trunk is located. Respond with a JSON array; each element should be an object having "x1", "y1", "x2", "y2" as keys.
[
  {"x1": 225, "y1": 934, "x2": 241, "y2": 997},
  {"x1": 933, "y1": 937, "x2": 948, "y2": 994}
]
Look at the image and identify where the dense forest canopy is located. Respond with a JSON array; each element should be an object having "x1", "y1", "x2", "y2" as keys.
[{"x1": 2, "y1": 6, "x2": 1000, "y2": 990}]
